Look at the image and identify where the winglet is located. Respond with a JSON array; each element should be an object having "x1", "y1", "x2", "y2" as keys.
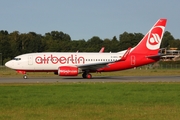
[
  {"x1": 99, "y1": 47, "x2": 105, "y2": 53},
  {"x1": 119, "y1": 47, "x2": 131, "y2": 61}
]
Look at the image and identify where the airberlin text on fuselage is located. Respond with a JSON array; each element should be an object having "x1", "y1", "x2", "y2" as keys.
[{"x1": 35, "y1": 54, "x2": 85, "y2": 64}]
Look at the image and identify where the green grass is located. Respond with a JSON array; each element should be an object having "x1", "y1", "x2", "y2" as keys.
[{"x1": 0, "y1": 83, "x2": 180, "y2": 120}]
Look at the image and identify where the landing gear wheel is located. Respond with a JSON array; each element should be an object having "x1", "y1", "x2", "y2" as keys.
[
  {"x1": 23, "y1": 75, "x2": 28, "y2": 79},
  {"x1": 86, "y1": 74, "x2": 92, "y2": 79}
]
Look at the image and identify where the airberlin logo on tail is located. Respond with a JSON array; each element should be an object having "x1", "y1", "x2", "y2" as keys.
[{"x1": 146, "y1": 26, "x2": 165, "y2": 50}]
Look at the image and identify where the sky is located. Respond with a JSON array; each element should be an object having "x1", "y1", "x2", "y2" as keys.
[{"x1": 0, "y1": 0, "x2": 180, "y2": 40}]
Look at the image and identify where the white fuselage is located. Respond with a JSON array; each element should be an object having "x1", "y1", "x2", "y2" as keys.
[{"x1": 6, "y1": 51, "x2": 126, "y2": 71}]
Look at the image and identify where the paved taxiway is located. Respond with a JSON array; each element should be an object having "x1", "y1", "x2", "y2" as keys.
[{"x1": 0, "y1": 76, "x2": 180, "y2": 83}]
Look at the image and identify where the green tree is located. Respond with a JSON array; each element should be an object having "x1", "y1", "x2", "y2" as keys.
[
  {"x1": 9, "y1": 31, "x2": 22, "y2": 56},
  {"x1": 86, "y1": 36, "x2": 103, "y2": 52},
  {"x1": 102, "y1": 38, "x2": 111, "y2": 52},
  {"x1": 20, "y1": 32, "x2": 44, "y2": 53},
  {"x1": 0, "y1": 30, "x2": 12, "y2": 62},
  {"x1": 119, "y1": 32, "x2": 134, "y2": 50},
  {"x1": 132, "y1": 33, "x2": 143, "y2": 46},
  {"x1": 110, "y1": 36, "x2": 119, "y2": 52},
  {"x1": 45, "y1": 31, "x2": 71, "y2": 41},
  {"x1": 161, "y1": 31, "x2": 175, "y2": 48},
  {"x1": 119, "y1": 32, "x2": 144, "y2": 51}
]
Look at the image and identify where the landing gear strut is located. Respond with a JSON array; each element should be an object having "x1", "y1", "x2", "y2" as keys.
[{"x1": 82, "y1": 72, "x2": 92, "y2": 79}]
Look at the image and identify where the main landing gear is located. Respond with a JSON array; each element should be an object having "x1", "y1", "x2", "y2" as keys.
[{"x1": 82, "y1": 72, "x2": 92, "y2": 79}]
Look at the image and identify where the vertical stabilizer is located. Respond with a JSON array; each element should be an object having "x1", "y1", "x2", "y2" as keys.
[{"x1": 132, "y1": 19, "x2": 167, "y2": 55}]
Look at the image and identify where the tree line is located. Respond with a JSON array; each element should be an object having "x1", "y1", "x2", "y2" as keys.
[{"x1": 0, "y1": 30, "x2": 179, "y2": 65}]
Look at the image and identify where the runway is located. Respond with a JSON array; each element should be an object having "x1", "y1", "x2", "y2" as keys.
[{"x1": 0, "y1": 76, "x2": 180, "y2": 83}]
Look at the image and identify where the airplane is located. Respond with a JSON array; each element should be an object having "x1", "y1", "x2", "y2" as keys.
[{"x1": 5, "y1": 18, "x2": 167, "y2": 79}]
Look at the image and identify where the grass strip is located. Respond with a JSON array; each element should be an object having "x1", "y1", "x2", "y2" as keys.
[{"x1": 0, "y1": 83, "x2": 180, "y2": 120}]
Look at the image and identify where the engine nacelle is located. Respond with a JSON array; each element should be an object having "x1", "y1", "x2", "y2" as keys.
[{"x1": 58, "y1": 66, "x2": 79, "y2": 76}]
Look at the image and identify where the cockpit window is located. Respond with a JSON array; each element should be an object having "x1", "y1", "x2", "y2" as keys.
[{"x1": 13, "y1": 58, "x2": 21, "y2": 61}]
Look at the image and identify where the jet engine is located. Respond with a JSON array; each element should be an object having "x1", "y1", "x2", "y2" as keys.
[{"x1": 58, "y1": 66, "x2": 79, "y2": 76}]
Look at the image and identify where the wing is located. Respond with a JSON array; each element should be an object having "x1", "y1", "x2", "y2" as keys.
[{"x1": 77, "y1": 47, "x2": 131, "y2": 71}]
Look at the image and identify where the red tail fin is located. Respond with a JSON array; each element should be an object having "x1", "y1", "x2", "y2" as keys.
[{"x1": 132, "y1": 19, "x2": 167, "y2": 55}]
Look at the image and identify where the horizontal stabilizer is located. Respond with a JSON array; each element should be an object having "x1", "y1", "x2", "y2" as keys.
[{"x1": 146, "y1": 54, "x2": 165, "y2": 59}]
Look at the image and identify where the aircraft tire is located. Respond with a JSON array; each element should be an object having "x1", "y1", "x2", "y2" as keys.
[
  {"x1": 86, "y1": 74, "x2": 92, "y2": 79},
  {"x1": 23, "y1": 75, "x2": 28, "y2": 79}
]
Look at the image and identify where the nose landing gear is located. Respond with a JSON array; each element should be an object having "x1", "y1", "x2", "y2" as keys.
[
  {"x1": 16, "y1": 70, "x2": 28, "y2": 79},
  {"x1": 23, "y1": 74, "x2": 28, "y2": 79}
]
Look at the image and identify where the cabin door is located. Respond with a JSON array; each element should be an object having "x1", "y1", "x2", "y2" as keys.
[
  {"x1": 131, "y1": 55, "x2": 136, "y2": 66},
  {"x1": 28, "y1": 55, "x2": 33, "y2": 65}
]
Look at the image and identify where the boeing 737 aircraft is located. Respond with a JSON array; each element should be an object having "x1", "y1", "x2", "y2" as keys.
[{"x1": 5, "y1": 19, "x2": 167, "y2": 79}]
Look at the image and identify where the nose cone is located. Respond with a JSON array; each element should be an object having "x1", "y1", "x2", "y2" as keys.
[{"x1": 5, "y1": 61, "x2": 13, "y2": 69}]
